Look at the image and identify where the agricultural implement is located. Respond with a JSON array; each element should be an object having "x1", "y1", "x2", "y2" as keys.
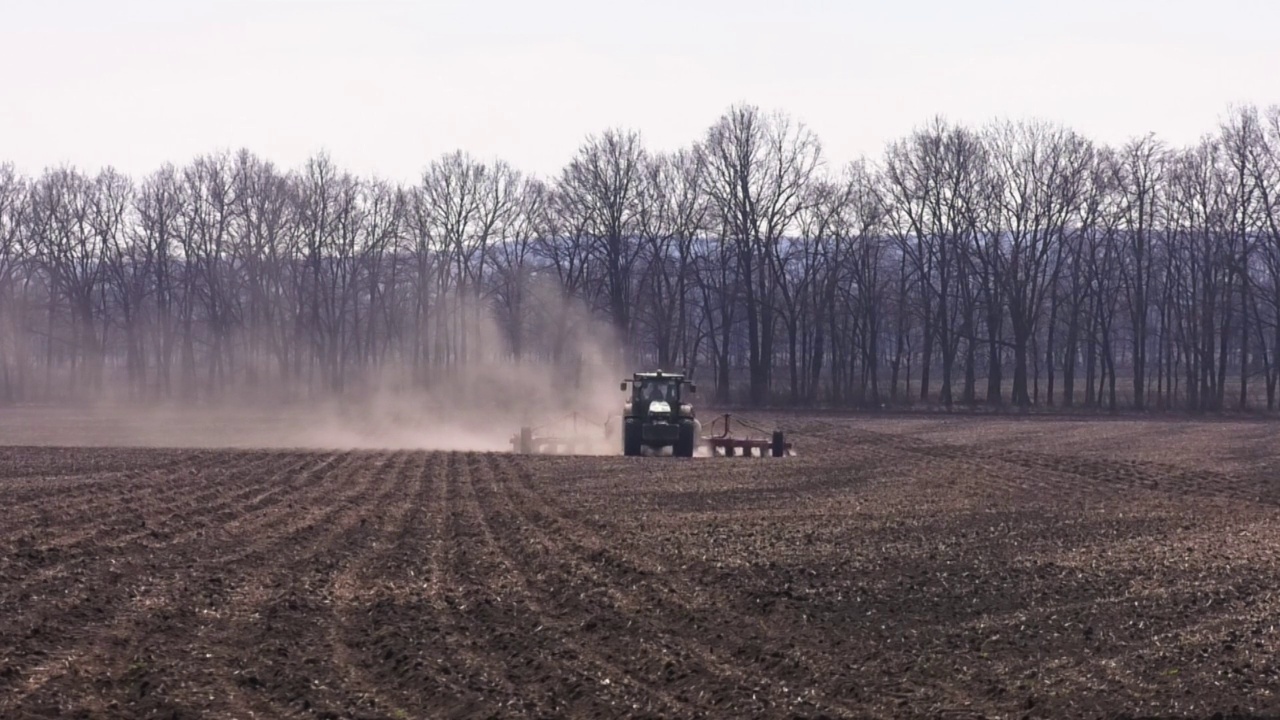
[
  {"x1": 700, "y1": 413, "x2": 793, "y2": 457},
  {"x1": 510, "y1": 411, "x2": 609, "y2": 455},
  {"x1": 509, "y1": 369, "x2": 796, "y2": 458},
  {"x1": 617, "y1": 369, "x2": 793, "y2": 458}
]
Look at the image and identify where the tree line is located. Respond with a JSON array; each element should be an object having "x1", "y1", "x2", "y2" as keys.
[{"x1": 2, "y1": 102, "x2": 1280, "y2": 412}]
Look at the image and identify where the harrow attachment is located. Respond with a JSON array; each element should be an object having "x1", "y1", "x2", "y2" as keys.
[
  {"x1": 511, "y1": 411, "x2": 609, "y2": 455},
  {"x1": 701, "y1": 413, "x2": 793, "y2": 457}
]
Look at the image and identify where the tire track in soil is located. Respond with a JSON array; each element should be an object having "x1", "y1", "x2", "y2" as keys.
[
  {"x1": 982, "y1": 447, "x2": 1279, "y2": 506},
  {"x1": 544, "y1": 449, "x2": 1018, "y2": 715},
  {"x1": 151, "y1": 451, "x2": 350, "y2": 558},
  {"x1": 154, "y1": 450, "x2": 377, "y2": 720},
  {"x1": 854, "y1": 428, "x2": 1160, "y2": 518},
  {"x1": 0, "y1": 449, "x2": 234, "y2": 541},
  {"x1": 330, "y1": 450, "x2": 521, "y2": 718},
  {"x1": 0, "y1": 451, "x2": 295, "y2": 706},
  {"x1": 326, "y1": 451, "x2": 558, "y2": 719},
  {"x1": 492, "y1": 453, "x2": 863, "y2": 718},
  {"x1": 822, "y1": 426, "x2": 1280, "y2": 714},
  {"x1": 9, "y1": 450, "x2": 375, "y2": 719},
  {"x1": 0, "y1": 450, "x2": 373, "y2": 717},
  {"x1": 0, "y1": 451, "x2": 315, "y2": 715},
  {"x1": 516, "y1": 435, "x2": 1158, "y2": 715},
  {"x1": 6, "y1": 424, "x2": 1280, "y2": 717},
  {"x1": 0, "y1": 449, "x2": 273, "y2": 577},
  {"x1": 330, "y1": 448, "x2": 542, "y2": 719},
  {"x1": 132, "y1": 451, "x2": 322, "y2": 550},
  {"x1": 0, "y1": 449, "x2": 281, "y2": 564},
  {"x1": 483, "y1": 453, "x2": 842, "y2": 717},
  {"x1": 0, "y1": 448, "x2": 201, "y2": 497},
  {"x1": 463, "y1": 451, "x2": 708, "y2": 718},
  {"x1": 781, "y1": 443, "x2": 1171, "y2": 713},
  {"x1": 843, "y1": 425, "x2": 1277, "y2": 508},
  {"x1": 195, "y1": 451, "x2": 366, "y2": 567},
  {"x1": 184, "y1": 450, "x2": 414, "y2": 720},
  {"x1": 0, "y1": 452, "x2": 297, "y2": 611},
  {"x1": 780, "y1": 432, "x2": 1144, "y2": 707},
  {"x1": 322, "y1": 450, "x2": 472, "y2": 719},
  {"x1": 4, "y1": 450, "x2": 289, "y2": 553},
  {"x1": 438, "y1": 451, "x2": 652, "y2": 718},
  {"x1": 299, "y1": 450, "x2": 599, "y2": 720},
  {"x1": 421, "y1": 450, "x2": 528, "y2": 717},
  {"x1": 581, "y1": 463, "x2": 919, "y2": 713},
  {"x1": 324, "y1": 450, "x2": 548, "y2": 718}
]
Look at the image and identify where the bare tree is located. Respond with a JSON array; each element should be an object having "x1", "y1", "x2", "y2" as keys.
[
  {"x1": 178, "y1": 153, "x2": 240, "y2": 396},
  {"x1": 1251, "y1": 106, "x2": 1280, "y2": 407},
  {"x1": 883, "y1": 118, "x2": 985, "y2": 407},
  {"x1": 3, "y1": 102, "x2": 1280, "y2": 415},
  {"x1": 229, "y1": 152, "x2": 298, "y2": 392},
  {"x1": 27, "y1": 167, "x2": 107, "y2": 394},
  {"x1": 356, "y1": 179, "x2": 405, "y2": 372},
  {"x1": 489, "y1": 177, "x2": 546, "y2": 361},
  {"x1": 828, "y1": 161, "x2": 889, "y2": 404},
  {"x1": 663, "y1": 149, "x2": 710, "y2": 373},
  {"x1": 1109, "y1": 134, "x2": 1167, "y2": 410},
  {"x1": 699, "y1": 104, "x2": 822, "y2": 404},
  {"x1": 0, "y1": 164, "x2": 25, "y2": 402},
  {"x1": 92, "y1": 168, "x2": 146, "y2": 397},
  {"x1": 982, "y1": 119, "x2": 1093, "y2": 407},
  {"x1": 556, "y1": 129, "x2": 647, "y2": 356}
]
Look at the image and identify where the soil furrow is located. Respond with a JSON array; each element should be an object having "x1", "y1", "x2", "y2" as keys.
[
  {"x1": 0, "y1": 452, "x2": 294, "y2": 607},
  {"x1": 498, "y1": 454, "x2": 864, "y2": 717},
  {"x1": 159, "y1": 450, "x2": 405, "y2": 719},
  {"x1": 5, "y1": 414, "x2": 1280, "y2": 718},
  {"x1": 0, "y1": 451, "x2": 377, "y2": 717},
  {"x1": 0, "y1": 450, "x2": 282, "y2": 555},
  {"x1": 465, "y1": 451, "x2": 703, "y2": 718},
  {"x1": 323, "y1": 450, "x2": 464, "y2": 717},
  {"x1": 0, "y1": 449, "x2": 247, "y2": 540},
  {"x1": 437, "y1": 451, "x2": 593, "y2": 715},
  {"x1": 0, "y1": 452, "x2": 297, "y2": 701}
]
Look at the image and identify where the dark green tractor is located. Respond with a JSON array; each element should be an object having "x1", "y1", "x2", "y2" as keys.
[{"x1": 618, "y1": 370, "x2": 701, "y2": 457}]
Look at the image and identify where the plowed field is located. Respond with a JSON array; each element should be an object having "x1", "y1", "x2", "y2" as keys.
[{"x1": 4, "y1": 416, "x2": 1280, "y2": 718}]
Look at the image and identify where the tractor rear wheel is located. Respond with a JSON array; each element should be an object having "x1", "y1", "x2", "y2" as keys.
[
  {"x1": 623, "y1": 420, "x2": 642, "y2": 456},
  {"x1": 674, "y1": 421, "x2": 696, "y2": 457}
]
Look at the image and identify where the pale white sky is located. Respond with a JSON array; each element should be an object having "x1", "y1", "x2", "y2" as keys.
[{"x1": 2, "y1": 0, "x2": 1277, "y2": 182}]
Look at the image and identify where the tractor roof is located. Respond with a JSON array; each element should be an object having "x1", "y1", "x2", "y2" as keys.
[{"x1": 631, "y1": 370, "x2": 685, "y2": 380}]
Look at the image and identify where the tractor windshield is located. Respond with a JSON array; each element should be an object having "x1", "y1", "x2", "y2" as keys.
[{"x1": 636, "y1": 378, "x2": 680, "y2": 405}]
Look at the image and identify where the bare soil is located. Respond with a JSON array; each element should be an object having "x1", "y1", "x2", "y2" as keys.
[{"x1": 3, "y1": 415, "x2": 1280, "y2": 718}]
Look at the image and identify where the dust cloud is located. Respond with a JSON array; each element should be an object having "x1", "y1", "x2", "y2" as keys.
[{"x1": 2, "y1": 282, "x2": 636, "y2": 453}]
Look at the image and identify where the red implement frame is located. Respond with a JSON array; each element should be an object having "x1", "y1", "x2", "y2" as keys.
[{"x1": 701, "y1": 413, "x2": 792, "y2": 457}]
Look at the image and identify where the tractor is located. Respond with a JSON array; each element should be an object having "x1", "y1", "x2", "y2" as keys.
[
  {"x1": 512, "y1": 369, "x2": 794, "y2": 458},
  {"x1": 619, "y1": 370, "x2": 701, "y2": 457}
]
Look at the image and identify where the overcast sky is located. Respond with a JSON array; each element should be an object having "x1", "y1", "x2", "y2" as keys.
[{"x1": 2, "y1": 0, "x2": 1277, "y2": 182}]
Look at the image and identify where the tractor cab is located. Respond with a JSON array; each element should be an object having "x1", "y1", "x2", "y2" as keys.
[
  {"x1": 618, "y1": 369, "x2": 700, "y2": 456},
  {"x1": 621, "y1": 370, "x2": 695, "y2": 419}
]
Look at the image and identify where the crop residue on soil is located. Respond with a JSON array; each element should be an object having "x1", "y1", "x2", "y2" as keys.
[{"x1": 3, "y1": 417, "x2": 1280, "y2": 718}]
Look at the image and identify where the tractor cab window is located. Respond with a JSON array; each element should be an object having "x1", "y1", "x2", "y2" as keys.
[{"x1": 637, "y1": 379, "x2": 679, "y2": 404}]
